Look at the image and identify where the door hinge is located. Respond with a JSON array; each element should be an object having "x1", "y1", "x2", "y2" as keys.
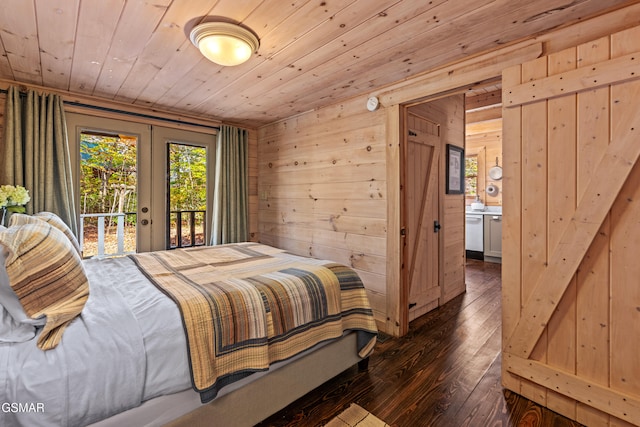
[
  {"x1": 434, "y1": 220, "x2": 441, "y2": 233},
  {"x1": 409, "y1": 302, "x2": 417, "y2": 309}
]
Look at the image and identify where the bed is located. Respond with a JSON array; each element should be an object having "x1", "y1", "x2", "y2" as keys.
[{"x1": 0, "y1": 214, "x2": 378, "y2": 427}]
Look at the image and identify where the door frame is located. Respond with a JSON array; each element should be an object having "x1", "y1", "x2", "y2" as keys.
[
  {"x1": 399, "y1": 104, "x2": 409, "y2": 334},
  {"x1": 396, "y1": 94, "x2": 467, "y2": 335}
]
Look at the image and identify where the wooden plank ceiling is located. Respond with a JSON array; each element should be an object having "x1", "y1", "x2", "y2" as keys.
[{"x1": 0, "y1": 0, "x2": 634, "y2": 128}]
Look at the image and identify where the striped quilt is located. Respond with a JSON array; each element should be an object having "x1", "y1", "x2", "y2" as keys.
[{"x1": 129, "y1": 243, "x2": 378, "y2": 403}]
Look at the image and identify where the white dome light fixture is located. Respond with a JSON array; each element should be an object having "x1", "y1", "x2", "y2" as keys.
[{"x1": 190, "y1": 22, "x2": 259, "y2": 67}]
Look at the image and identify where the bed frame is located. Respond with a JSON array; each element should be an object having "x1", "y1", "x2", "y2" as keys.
[{"x1": 92, "y1": 332, "x2": 368, "y2": 427}]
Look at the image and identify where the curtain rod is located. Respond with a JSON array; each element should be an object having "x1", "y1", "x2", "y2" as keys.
[
  {"x1": 64, "y1": 100, "x2": 220, "y2": 131},
  {"x1": 0, "y1": 87, "x2": 220, "y2": 132}
]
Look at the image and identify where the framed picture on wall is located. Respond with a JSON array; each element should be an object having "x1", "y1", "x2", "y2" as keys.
[{"x1": 446, "y1": 144, "x2": 464, "y2": 194}]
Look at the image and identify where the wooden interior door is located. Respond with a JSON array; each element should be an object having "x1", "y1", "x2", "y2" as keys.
[
  {"x1": 404, "y1": 112, "x2": 441, "y2": 323},
  {"x1": 502, "y1": 24, "x2": 640, "y2": 426}
]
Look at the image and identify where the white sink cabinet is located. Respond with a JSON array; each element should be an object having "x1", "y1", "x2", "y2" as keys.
[{"x1": 483, "y1": 214, "x2": 502, "y2": 262}]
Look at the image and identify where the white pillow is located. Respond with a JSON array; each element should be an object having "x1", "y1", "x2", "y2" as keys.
[
  {"x1": 0, "y1": 304, "x2": 36, "y2": 343},
  {"x1": 0, "y1": 236, "x2": 39, "y2": 343}
]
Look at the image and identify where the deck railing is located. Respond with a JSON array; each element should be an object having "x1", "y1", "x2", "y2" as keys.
[
  {"x1": 80, "y1": 212, "x2": 136, "y2": 258},
  {"x1": 169, "y1": 209, "x2": 206, "y2": 249},
  {"x1": 80, "y1": 210, "x2": 206, "y2": 258}
]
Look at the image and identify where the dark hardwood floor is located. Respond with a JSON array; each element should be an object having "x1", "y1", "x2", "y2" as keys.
[{"x1": 258, "y1": 259, "x2": 584, "y2": 427}]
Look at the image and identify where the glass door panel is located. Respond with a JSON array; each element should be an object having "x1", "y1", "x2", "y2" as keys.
[
  {"x1": 79, "y1": 130, "x2": 138, "y2": 257},
  {"x1": 168, "y1": 143, "x2": 207, "y2": 249}
]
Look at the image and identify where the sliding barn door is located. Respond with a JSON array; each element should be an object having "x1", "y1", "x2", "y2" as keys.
[
  {"x1": 502, "y1": 25, "x2": 640, "y2": 427},
  {"x1": 404, "y1": 113, "x2": 440, "y2": 323}
]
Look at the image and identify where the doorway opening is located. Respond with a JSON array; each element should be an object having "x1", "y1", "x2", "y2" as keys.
[
  {"x1": 464, "y1": 82, "x2": 503, "y2": 264},
  {"x1": 401, "y1": 95, "x2": 466, "y2": 332},
  {"x1": 400, "y1": 78, "x2": 503, "y2": 333}
]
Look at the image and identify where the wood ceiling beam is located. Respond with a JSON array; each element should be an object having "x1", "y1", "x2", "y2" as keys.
[
  {"x1": 466, "y1": 105, "x2": 502, "y2": 124},
  {"x1": 466, "y1": 88, "x2": 502, "y2": 111}
]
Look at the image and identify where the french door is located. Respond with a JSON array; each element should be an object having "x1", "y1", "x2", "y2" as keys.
[{"x1": 66, "y1": 113, "x2": 215, "y2": 256}]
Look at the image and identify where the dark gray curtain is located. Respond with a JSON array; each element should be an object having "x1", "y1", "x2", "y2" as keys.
[
  {"x1": 2, "y1": 86, "x2": 78, "y2": 235},
  {"x1": 211, "y1": 125, "x2": 248, "y2": 245}
]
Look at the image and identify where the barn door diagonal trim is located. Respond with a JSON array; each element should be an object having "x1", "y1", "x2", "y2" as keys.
[{"x1": 506, "y1": 113, "x2": 640, "y2": 358}]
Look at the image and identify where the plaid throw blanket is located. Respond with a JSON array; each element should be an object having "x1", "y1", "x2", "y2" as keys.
[{"x1": 129, "y1": 243, "x2": 377, "y2": 402}]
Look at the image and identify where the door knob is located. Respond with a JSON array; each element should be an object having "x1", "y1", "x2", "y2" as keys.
[
  {"x1": 434, "y1": 220, "x2": 441, "y2": 233},
  {"x1": 141, "y1": 207, "x2": 149, "y2": 213},
  {"x1": 141, "y1": 219, "x2": 149, "y2": 226}
]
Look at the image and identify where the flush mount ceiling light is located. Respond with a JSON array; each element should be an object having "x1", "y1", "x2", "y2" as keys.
[{"x1": 190, "y1": 22, "x2": 259, "y2": 66}]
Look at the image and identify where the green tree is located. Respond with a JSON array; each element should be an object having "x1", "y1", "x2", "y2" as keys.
[
  {"x1": 169, "y1": 144, "x2": 207, "y2": 211},
  {"x1": 80, "y1": 133, "x2": 137, "y2": 217},
  {"x1": 80, "y1": 136, "x2": 207, "y2": 221}
]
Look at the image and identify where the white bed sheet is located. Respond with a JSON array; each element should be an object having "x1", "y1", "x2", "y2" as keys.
[{"x1": 0, "y1": 256, "x2": 192, "y2": 427}]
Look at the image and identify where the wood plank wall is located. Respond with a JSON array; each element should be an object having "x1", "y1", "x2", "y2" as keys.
[
  {"x1": 257, "y1": 94, "x2": 466, "y2": 335},
  {"x1": 257, "y1": 101, "x2": 388, "y2": 329}
]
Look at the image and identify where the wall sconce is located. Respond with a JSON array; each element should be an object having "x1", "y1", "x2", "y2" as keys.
[{"x1": 190, "y1": 22, "x2": 260, "y2": 66}]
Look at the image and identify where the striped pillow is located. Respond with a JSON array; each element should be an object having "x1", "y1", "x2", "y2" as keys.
[
  {"x1": 10, "y1": 212, "x2": 81, "y2": 256},
  {"x1": 0, "y1": 220, "x2": 89, "y2": 350}
]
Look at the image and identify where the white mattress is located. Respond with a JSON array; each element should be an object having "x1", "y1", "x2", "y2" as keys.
[{"x1": 89, "y1": 336, "x2": 339, "y2": 426}]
